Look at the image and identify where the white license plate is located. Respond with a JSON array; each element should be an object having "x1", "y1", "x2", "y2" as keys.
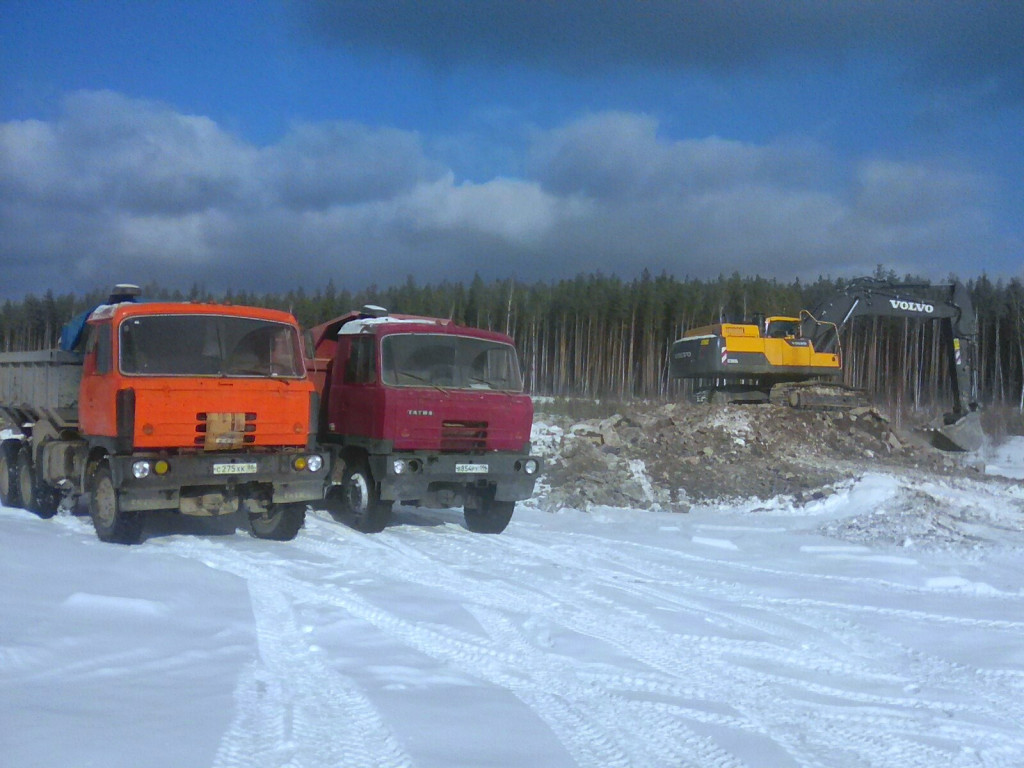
[
  {"x1": 456, "y1": 463, "x2": 489, "y2": 474},
  {"x1": 213, "y1": 462, "x2": 258, "y2": 475}
]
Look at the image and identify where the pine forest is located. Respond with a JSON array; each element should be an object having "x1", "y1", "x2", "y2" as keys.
[{"x1": 3, "y1": 270, "x2": 1024, "y2": 423}]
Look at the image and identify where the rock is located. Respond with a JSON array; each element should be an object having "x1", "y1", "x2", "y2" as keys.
[{"x1": 566, "y1": 427, "x2": 601, "y2": 446}]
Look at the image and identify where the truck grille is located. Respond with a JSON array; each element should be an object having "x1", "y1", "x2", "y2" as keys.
[
  {"x1": 195, "y1": 412, "x2": 257, "y2": 448},
  {"x1": 441, "y1": 420, "x2": 488, "y2": 452}
]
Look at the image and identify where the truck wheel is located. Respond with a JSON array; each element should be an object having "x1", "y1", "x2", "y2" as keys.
[
  {"x1": 327, "y1": 462, "x2": 391, "y2": 533},
  {"x1": 464, "y1": 498, "x2": 515, "y2": 534},
  {"x1": 16, "y1": 447, "x2": 58, "y2": 519},
  {"x1": 0, "y1": 442, "x2": 21, "y2": 507},
  {"x1": 89, "y1": 465, "x2": 143, "y2": 544},
  {"x1": 249, "y1": 502, "x2": 305, "y2": 541}
]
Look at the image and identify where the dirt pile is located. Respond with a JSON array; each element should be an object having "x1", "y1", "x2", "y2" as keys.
[{"x1": 533, "y1": 401, "x2": 975, "y2": 511}]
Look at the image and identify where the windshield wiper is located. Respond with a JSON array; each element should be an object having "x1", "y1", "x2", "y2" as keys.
[
  {"x1": 399, "y1": 370, "x2": 450, "y2": 395},
  {"x1": 469, "y1": 376, "x2": 521, "y2": 397}
]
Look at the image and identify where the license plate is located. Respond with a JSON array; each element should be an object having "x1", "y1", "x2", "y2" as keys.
[
  {"x1": 456, "y1": 463, "x2": 489, "y2": 474},
  {"x1": 213, "y1": 462, "x2": 258, "y2": 475}
]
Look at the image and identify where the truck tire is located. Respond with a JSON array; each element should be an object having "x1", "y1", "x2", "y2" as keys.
[
  {"x1": 0, "y1": 442, "x2": 21, "y2": 508},
  {"x1": 16, "y1": 447, "x2": 58, "y2": 519},
  {"x1": 327, "y1": 461, "x2": 391, "y2": 533},
  {"x1": 89, "y1": 464, "x2": 143, "y2": 544},
  {"x1": 464, "y1": 498, "x2": 515, "y2": 534},
  {"x1": 249, "y1": 502, "x2": 305, "y2": 541}
]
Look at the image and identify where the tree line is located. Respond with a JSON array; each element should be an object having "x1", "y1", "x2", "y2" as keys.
[{"x1": 3, "y1": 270, "x2": 1023, "y2": 416}]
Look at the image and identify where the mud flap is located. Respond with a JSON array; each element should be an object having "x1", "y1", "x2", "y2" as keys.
[{"x1": 921, "y1": 410, "x2": 983, "y2": 452}]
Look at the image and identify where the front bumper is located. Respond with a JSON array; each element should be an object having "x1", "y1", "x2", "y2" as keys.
[
  {"x1": 109, "y1": 450, "x2": 328, "y2": 513},
  {"x1": 368, "y1": 451, "x2": 541, "y2": 503}
]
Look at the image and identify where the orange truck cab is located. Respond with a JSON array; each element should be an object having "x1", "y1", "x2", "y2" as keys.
[{"x1": 0, "y1": 286, "x2": 326, "y2": 543}]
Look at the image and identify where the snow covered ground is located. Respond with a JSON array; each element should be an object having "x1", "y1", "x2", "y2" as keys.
[
  {"x1": 3, "y1": 448, "x2": 1024, "y2": 767},
  {"x1": 984, "y1": 435, "x2": 1024, "y2": 480}
]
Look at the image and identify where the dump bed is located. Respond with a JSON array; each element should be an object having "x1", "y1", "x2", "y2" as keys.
[{"x1": 0, "y1": 349, "x2": 83, "y2": 426}]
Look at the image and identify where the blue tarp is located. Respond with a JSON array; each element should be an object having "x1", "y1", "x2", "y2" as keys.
[{"x1": 59, "y1": 309, "x2": 93, "y2": 351}]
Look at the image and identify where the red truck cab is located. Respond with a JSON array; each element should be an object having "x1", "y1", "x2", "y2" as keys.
[{"x1": 308, "y1": 306, "x2": 540, "y2": 533}]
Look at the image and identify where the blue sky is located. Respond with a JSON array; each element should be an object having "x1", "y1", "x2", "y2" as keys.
[{"x1": 1, "y1": 1, "x2": 1022, "y2": 299}]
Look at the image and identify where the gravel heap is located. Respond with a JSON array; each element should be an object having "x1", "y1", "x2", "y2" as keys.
[{"x1": 532, "y1": 401, "x2": 977, "y2": 512}]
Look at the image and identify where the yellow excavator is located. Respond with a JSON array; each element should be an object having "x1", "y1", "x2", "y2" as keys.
[{"x1": 669, "y1": 278, "x2": 982, "y2": 451}]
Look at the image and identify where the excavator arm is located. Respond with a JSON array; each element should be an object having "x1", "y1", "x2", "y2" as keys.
[{"x1": 800, "y1": 278, "x2": 981, "y2": 450}]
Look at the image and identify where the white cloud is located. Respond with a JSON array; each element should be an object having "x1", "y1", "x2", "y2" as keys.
[
  {"x1": 260, "y1": 120, "x2": 440, "y2": 209},
  {"x1": 0, "y1": 93, "x2": 1010, "y2": 297},
  {"x1": 395, "y1": 173, "x2": 584, "y2": 244},
  {"x1": 530, "y1": 112, "x2": 828, "y2": 201}
]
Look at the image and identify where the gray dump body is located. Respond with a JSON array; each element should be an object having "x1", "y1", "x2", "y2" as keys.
[{"x1": 0, "y1": 350, "x2": 83, "y2": 427}]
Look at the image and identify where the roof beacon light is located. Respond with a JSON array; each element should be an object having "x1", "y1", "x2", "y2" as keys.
[
  {"x1": 109, "y1": 284, "x2": 142, "y2": 303},
  {"x1": 361, "y1": 305, "x2": 389, "y2": 318}
]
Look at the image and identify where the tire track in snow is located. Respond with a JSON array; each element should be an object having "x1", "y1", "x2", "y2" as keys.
[
  {"x1": 536, "y1": 531, "x2": 1024, "y2": 739},
  {"x1": 291, "y1": 519, "x2": 642, "y2": 768},
  {"x1": 180, "y1": 529, "x2": 634, "y2": 768},
  {"x1": 156, "y1": 509, "x2": 1024, "y2": 768},
  {"x1": 530, "y1": 525, "x2": 1024, "y2": 732},
  {"x1": 295, "y1": 516, "x2": 1024, "y2": 767},
  {"x1": 467, "y1": 604, "x2": 747, "y2": 768},
  {"x1": 529, "y1": 526, "x2": 1024, "y2": 627},
  {"x1": 165, "y1": 540, "x2": 413, "y2": 768},
  {"x1": 508, "y1": 530, "x2": 1024, "y2": 727},
  {"x1": 499, "y1": 527, "x2": 1024, "y2": 766},
  {"x1": 507, "y1": 524, "x2": 1024, "y2": 728},
  {"x1": 293, "y1": 521, "x2": 829, "y2": 766}
]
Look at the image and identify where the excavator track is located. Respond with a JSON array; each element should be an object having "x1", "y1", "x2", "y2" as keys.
[{"x1": 768, "y1": 382, "x2": 870, "y2": 410}]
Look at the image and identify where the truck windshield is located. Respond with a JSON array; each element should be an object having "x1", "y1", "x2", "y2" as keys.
[
  {"x1": 119, "y1": 314, "x2": 305, "y2": 378},
  {"x1": 380, "y1": 333, "x2": 523, "y2": 391}
]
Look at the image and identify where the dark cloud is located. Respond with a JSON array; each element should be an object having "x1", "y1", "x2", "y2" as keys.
[
  {"x1": 299, "y1": 1, "x2": 850, "y2": 71},
  {"x1": 298, "y1": 1, "x2": 1024, "y2": 100},
  {"x1": 0, "y1": 93, "x2": 1013, "y2": 299}
]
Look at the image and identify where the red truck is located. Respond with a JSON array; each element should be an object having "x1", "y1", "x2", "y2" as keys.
[
  {"x1": 0, "y1": 286, "x2": 327, "y2": 544},
  {"x1": 307, "y1": 306, "x2": 540, "y2": 534}
]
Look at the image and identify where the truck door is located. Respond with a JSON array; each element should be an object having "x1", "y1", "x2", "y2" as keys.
[
  {"x1": 78, "y1": 322, "x2": 118, "y2": 437},
  {"x1": 329, "y1": 335, "x2": 378, "y2": 438}
]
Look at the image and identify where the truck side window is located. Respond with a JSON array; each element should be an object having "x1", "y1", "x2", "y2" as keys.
[
  {"x1": 95, "y1": 325, "x2": 112, "y2": 374},
  {"x1": 344, "y1": 336, "x2": 375, "y2": 384}
]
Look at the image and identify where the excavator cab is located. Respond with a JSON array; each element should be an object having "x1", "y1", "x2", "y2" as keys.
[{"x1": 765, "y1": 317, "x2": 800, "y2": 339}]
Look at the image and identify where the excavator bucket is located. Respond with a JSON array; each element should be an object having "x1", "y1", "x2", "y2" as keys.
[{"x1": 921, "y1": 410, "x2": 984, "y2": 452}]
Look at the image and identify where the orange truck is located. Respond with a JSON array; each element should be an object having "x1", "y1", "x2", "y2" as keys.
[{"x1": 0, "y1": 286, "x2": 326, "y2": 543}]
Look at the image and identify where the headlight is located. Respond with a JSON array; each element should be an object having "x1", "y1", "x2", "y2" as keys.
[
  {"x1": 393, "y1": 459, "x2": 407, "y2": 475},
  {"x1": 132, "y1": 460, "x2": 151, "y2": 479},
  {"x1": 306, "y1": 454, "x2": 323, "y2": 473},
  {"x1": 524, "y1": 459, "x2": 539, "y2": 475}
]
